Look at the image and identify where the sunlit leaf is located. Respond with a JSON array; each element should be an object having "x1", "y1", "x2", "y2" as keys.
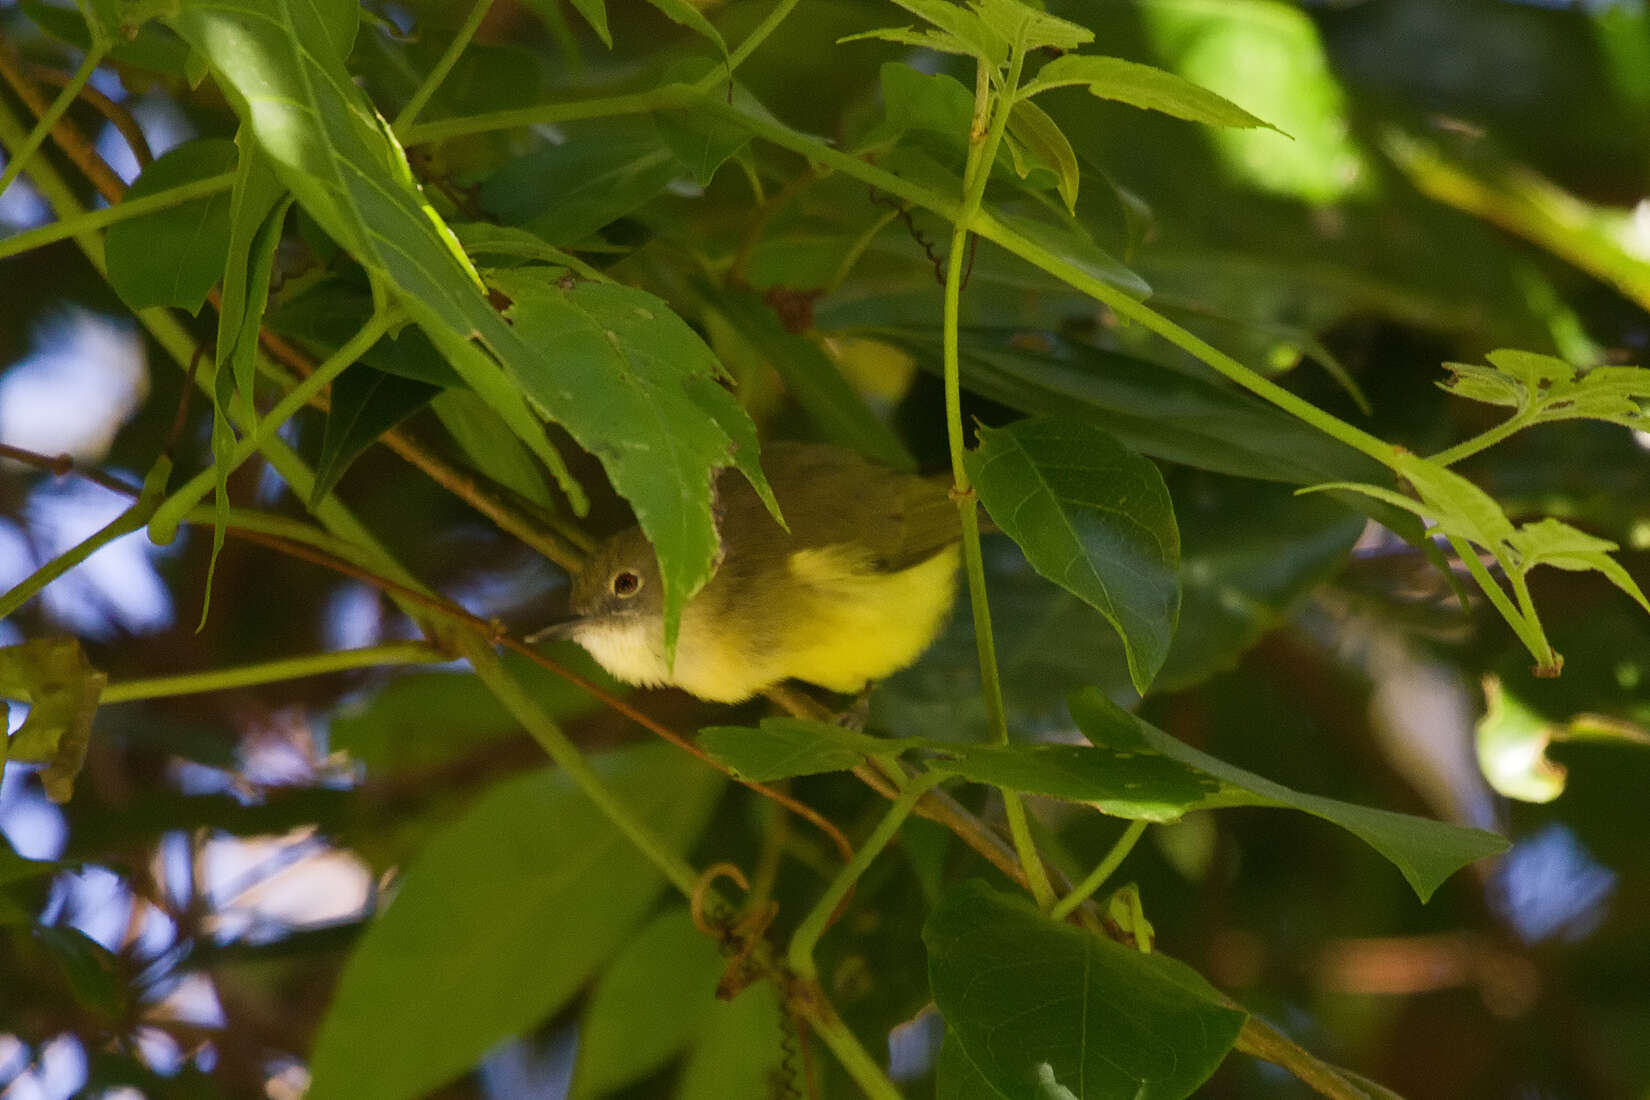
[
  {"x1": 1021, "y1": 55, "x2": 1279, "y2": 132},
  {"x1": 1476, "y1": 673, "x2": 1650, "y2": 803},
  {"x1": 1006, "y1": 98, "x2": 1080, "y2": 212},
  {"x1": 0, "y1": 639, "x2": 106, "y2": 803},
  {"x1": 972, "y1": 0, "x2": 1092, "y2": 53}
]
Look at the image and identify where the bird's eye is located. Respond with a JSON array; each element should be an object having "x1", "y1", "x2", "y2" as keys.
[{"x1": 611, "y1": 570, "x2": 642, "y2": 598}]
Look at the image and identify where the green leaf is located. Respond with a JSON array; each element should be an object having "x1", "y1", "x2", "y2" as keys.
[
  {"x1": 1441, "y1": 349, "x2": 1650, "y2": 429},
  {"x1": 879, "y1": 328, "x2": 1385, "y2": 486},
  {"x1": 168, "y1": 0, "x2": 588, "y2": 514},
  {"x1": 1509, "y1": 518, "x2": 1650, "y2": 614},
  {"x1": 861, "y1": 63, "x2": 975, "y2": 149},
  {"x1": 967, "y1": 418, "x2": 1180, "y2": 694},
  {"x1": 880, "y1": 0, "x2": 1008, "y2": 67},
  {"x1": 22, "y1": 0, "x2": 192, "y2": 74},
  {"x1": 935, "y1": 741, "x2": 1219, "y2": 821},
  {"x1": 1071, "y1": 689, "x2": 1509, "y2": 900},
  {"x1": 972, "y1": 0, "x2": 1092, "y2": 53},
  {"x1": 429, "y1": 389, "x2": 554, "y2": 509},
  {"x1": 483, "y1": 268, "x2": 777, "y2": 654},
  {"x1": 480, "y1": 119, "x2": 681, "y2": 245},
  {"x1": 640, "y1": 0, "x2": 727, "y2": 57},
  {"x1": 0, "y1": 639, "x2": 106, "y2": 804},
  {"x1": 698, "y1": 717, "x2": 1215, "y2": 819},
  {"x1": 712, "y1": 289, "x2": 915, "y2": 471},
  {"x1": 1005, "y1": 99, "x2": 1080, "y2": 213},
  {"x1": 104, "y1": 137, "x2": 237, "y2": 312},
  {"x1": 310, "y1": 367, "x2": 441, "y2": 506},
  {"x1": 675, "y1": 983, "x2": 784, "y2": 1100},
  {"x1": 217, "y1": 130, "x2": 289, "y2": 416},
  {"x1": 697, "y1": 718, "x2": 903, "y2": 781},
  {"x1": 519, "y1": 0, "x2": 609, "y2": 46},
  {"x1": 306, "y1": 742, "x2": 725, "y2": 1100},
  {"x1": 571, "y1": 907, "x2": 724, "y2": 1098},
  {"x1": 927, "y1": 881, "x2": 1244, "y2": 1100},
  {"x1": 1021, "y1": 55, "x2": 1281, "y2": 132},
  {"x1": 1475, "y1": 674, "x2": 1650, "y2": 803}
]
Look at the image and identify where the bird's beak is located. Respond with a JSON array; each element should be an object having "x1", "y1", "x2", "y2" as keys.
[{"x1": 525, "y1": 615, "x2": 584, "y2": 644}]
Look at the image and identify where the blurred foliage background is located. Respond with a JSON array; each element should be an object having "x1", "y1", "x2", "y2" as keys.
[{"x1": 4, "y1": 0, "x2": 1650, "y2": 1097}]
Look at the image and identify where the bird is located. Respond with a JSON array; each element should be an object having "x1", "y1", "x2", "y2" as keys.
[{"x1": 547, "y1": 442, "x2": 963, "y2": 702}]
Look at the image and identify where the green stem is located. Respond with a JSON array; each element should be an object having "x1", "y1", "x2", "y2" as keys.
[
  {"x1": 803, "y1": 997, "x2": 904, "y2": 1100},
  {"x1": 463, "y1": 644, "x2": 704, "y2": 898},
  {"x1": 1444, "y1": 533, "x2": 1549, "y2": 665},
  {"x1": 0, "y1": 459, "x2": 170, "y2": 622},
  {"x1": 1503, "y1": 560, "x2": 1559, "y2": 672},
  {"x1": 0, "y1": 43, "x2": 108, "y2": 200},
  {"x1": 1050, "y1": 819, "x2": 1147, "y2": 922},
  {"x1": 402, "y1": 85, "x2": 694, "y2": 146},
  {"x1": 101, "y1": 643, "x2": 443, "y2": 703},
  {"x1": 146, "y1": 309, "x2": 398, "y2": 544},
  {"x1": 392, "y1": 0, "x2": 495, "y2": 137},
  {"x1": 789, "y1": 770, "x2": 942, "y2": 979},
  {"x1": 936, "y1": 46, "x2": 1058, "y2": 913},
  {"x1": 719, "y1": 0, "x2": 806, "y2": 78},
  {"x1": 1428, "y1": 411, "x2": 1536, "y2": 467},
  {"x1": 0, "y1": 172, "x2": 236, "y2": 261}
]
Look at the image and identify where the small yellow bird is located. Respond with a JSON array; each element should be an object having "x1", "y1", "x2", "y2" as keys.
[{"x1": 552, "y1": 442, "x2": 962, "y2": 702}]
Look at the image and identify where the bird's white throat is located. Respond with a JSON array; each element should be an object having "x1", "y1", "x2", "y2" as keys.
[{"x1": 570, "y1": 616, "x2": 672, "y2": 689}]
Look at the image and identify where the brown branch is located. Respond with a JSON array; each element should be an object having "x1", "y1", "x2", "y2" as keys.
[
  {"x1": 27, "y1": 61, "x2": 152, "y2": 170},
  {"x1": 0, "y1": 44, "x2": 125, "y2": 204}
]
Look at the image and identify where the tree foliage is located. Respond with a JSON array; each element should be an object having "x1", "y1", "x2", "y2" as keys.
[{"x1": 3, "y1": 0, "x2": 1650, "y2": 1098}]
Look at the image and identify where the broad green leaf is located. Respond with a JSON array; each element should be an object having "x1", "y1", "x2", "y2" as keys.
[
  {"x1": 967, "y1": 418, "x2": 1180, "y2": 693},
  {"x1": 880, "y1": 328, "x2": 1385, "y2": 486},
  {"x1": 675, "y1": 983, "x2": 784, "y2": 1100},
  {"x1": 0, "y1": 639, "x2": 105, "y2": 803},
  {"x1": 263, "y1": 281, "x2": 462, "y2": 388},
  {"x1": 972, "y1": 0, "x2": 1092, "y2": 53},
  {"x1": 698, "y1": 717, "x2": 1214, "y2": 819},
  {"x1": 450, "y1": 222, "x2": 589, "y2": 270},
  {"x1": 936, "y1": 1028, "x2": 1013, "y2": 1099},
  {"x1": 571, "y1": 907, "x2": 724, "y2": 1098},
  {"x1": 934, "y1": 741, "x2": 1218, "y2": 820},
  {"x1": 1071, "y1": 689, "x2": 1508, "y2": 899},
  {"x1": 1006, "y1": 98, "x2": 1080, "y2": 213},
  {"x1": 167, "y1": 0, "x2": 587, "y2": 514},
  {"x1": 1475, "y1": 674, "x2": 1650, "y2": 803},
  {"x1": 484, "y1": 268, "x2": 777, "y2": 653},
  {"x1": 306, "y1": 742, "x2": 725, "y2": 1100},
  {"x1": 480, "y1": 119, "x2": 681, "y2": 246},
  {"x1": 1022, "y1": 55, "x2": 1279, "y2": 132},
  {"x1": 429, "y1": 389, "x2": 554, "y2": 509},
  {"x1": 104, "y1": 137, "x2": 237, "y2": 312},
  {"x1": 310, "y1": 367, "x2": 441, "y2": 506},
  {"x1": 712, "y1": 289, "x2": 915, "y2": 471},
  {"x1": 927, "y1": 881, "x2": 1245, "y2": 1100},
  {"x1": 697, "y1": 718, "x2": 906, "y2": 781},
  {"x1": 860, "y1": 63, "x2": 975, "y2": 150},
  {"x1": 653, "y1": 61, "x2": 763, "y2": 187}
]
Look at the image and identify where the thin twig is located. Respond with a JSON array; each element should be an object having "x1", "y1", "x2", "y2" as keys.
[{"x1": 28, "y1": 62, "x2": 152, "y2": 169}]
